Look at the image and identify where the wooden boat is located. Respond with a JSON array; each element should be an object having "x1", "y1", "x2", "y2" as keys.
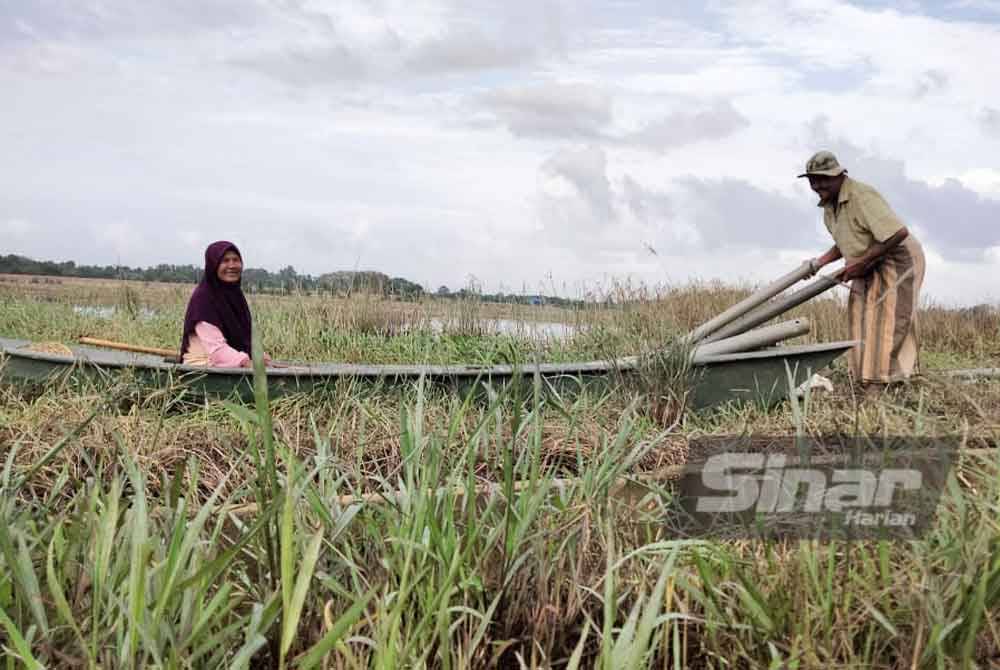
[{"x1": 0, "y1": 336, "x2": 857, "y2": 410}]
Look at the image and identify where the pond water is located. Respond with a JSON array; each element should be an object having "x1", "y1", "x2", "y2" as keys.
[
  {"x1": 71, "y1": 305, "x2": 577, "y2": 339},
  {"x1": 73, "y1": 305, "x2": 158, "y2": 320},
  {"x1": 482, "y1": 319, "x2": 576, "y2": 339}
]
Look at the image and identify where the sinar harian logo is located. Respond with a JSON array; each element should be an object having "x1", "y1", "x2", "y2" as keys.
[{"x1": 695, "y1": 453, "x2": 922, "y2": 527}]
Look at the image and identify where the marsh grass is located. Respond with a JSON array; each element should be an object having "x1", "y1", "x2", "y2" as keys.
[
  {"x1": 2, "y1": 275, "x2": 996, "y2": 367},
  {"x1": 0, "y1": 333, "x2": 688, "y2": 667},
  {"x1": 2, "y1": 338, "x2": 1000, "y2": 667},
  {"x1": 1, "y1": 278, "x2": 999, "y2": 667},
  {"x1": 631, "y1": 338, "x2": 696, "y2": 430}
]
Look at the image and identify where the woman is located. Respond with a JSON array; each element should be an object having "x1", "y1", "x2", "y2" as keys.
[{"x1": 181, "y1": 241, "x2": 270, "y2": 367}]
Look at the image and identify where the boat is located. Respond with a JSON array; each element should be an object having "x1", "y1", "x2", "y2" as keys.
[
  {"x1": 1, "y1": 262, "x2": 871, "y2": 410},
  {"x1": 0, "y1": 336, "x2": 857, "y2": 410}
]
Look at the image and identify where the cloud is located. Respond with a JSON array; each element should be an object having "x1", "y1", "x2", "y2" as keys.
[
  {"x1": 622, "y1": 176, "x2": 673, "y2": 225},
  {"x1": 956, "y1": 168, "x2": 1000, "y2": 196},
  {"x1": 538, "y1": 145, "x2": 615, "y2": 227},
  {"x1": 481, "y1": 82, "x2": 612, "y2": 139},
  {"x1": 718, "y1": 1, "x2": 1000, "y2": 106},
  {"x1": 402, "y1": 0, "x2": 567, "y2": 75},
  {"x1": 2, "y1": 218, "x2": 31, "y2": 237},
  {"x1": 479, "y1": 89, "x2": 748, "y2": 149},
  {"x1": 533, "y1": 155, "x2": 817, "y2": 260},
  {"x1": 533, "y1": 149, "x2": 676, "y2": 264},
  {"x1": 0, "y1": 0, "x2": 265, "y2": 44},
  {"x1": 946, "y1": 0, "x2": 1000, "y2": 14},
  {"x1": 913, "y1": 69, "x2": 948, "y2": 98},
  {"x1": 406, "y1": 31, "x2": 537, "y2": 75},
  {"x1": 808, "y1": 119, "x2": 1000, "y2": 258},
  {"x1": 675, "y1": 177, "x2": 820, "y2": 250},
  {"x1": 229, "y1": 25, "x2": 539, "y2": 88},
  {"x1": 893, "y1": 178, "x2": 1000, "y2": 257},
  {"x1": 980, "y1": 107, "x2": 1000, "y2": 137},
  {"x1": 226, "y1": 1, "x2": 566, "y2": 87},
  {"x1": 2, "y1": 0, "x2": 999, "y2": 305},
  {"x1": 624, "y1": 101, "x2": 749, "y2": 153},
  {"x1": 620, "y1": 176, "x2": 706, "y2": 256},
  {"x1": 231, "y1": 44, "x2": 369, "y2": 85}
]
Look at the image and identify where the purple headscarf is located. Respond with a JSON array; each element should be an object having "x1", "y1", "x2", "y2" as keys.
[{"x1": 181, "y1": 241, "x2": 253, "y2": 356}]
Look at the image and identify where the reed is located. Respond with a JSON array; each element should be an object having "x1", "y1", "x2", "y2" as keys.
[
  {"x1": 1, "y1": 277, "x2": 999, "y2": 667},
  {"x1": 2, "y1": 348, "x2": 999, "y2": 667},
  {"x1": 2, "y1": 278, "x2": 996, "y2": 368}
]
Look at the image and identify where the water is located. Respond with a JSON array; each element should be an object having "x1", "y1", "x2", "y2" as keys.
[
  {"x1": 73, "y1": 305, "x2": 158, "y2": 320},
  {"x1": 70, "y1": 305, "x2": 576, "y2": 339},
  {"x1": 427, "y1": 318, "x2": 576, "y2": 339},
  {"x1": 492, "y1": 319, "x2": 576, "y2": 339}
]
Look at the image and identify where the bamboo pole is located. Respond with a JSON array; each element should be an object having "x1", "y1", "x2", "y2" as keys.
[
  {"x1": 684, "y1": 261, "x2": 815, "y2": 344},
  {"x1": 691, "y1": 318, "x2": 811, "y2": 362},
  {"x1": 702, "y1": 274, "x2": 841, "y2": 344},
  {"x1": 78, "y1": 337, "x2": 179, "y2": 358}
]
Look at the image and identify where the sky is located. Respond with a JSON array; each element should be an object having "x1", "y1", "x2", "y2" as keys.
[{"x1": 2, "y1": 0, "x2": 999, "y2": 306}]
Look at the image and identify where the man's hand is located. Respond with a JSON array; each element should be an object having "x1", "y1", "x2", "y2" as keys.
[
  {"x1": 807, "y1": 245, "x2": 843, "y2": 277},
  {"x1": 836, "y1": 227, "x2": 908, "y2": 283},
  {"x1": 837, "y1": 260, "x2": 871, "y2": 282}
]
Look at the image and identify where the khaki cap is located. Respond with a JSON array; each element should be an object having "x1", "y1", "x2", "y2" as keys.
[{"x1": 797, "y1": 150, "x2": 846, "y2": 178}]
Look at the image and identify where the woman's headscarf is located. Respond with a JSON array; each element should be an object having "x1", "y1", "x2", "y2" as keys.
[{"x1": 181, "y1": 241, "x2": 253, "y2": 356}]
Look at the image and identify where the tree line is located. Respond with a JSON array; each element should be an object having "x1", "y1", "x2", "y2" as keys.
[
  {"x1": 0, "y1": 254, "x2": 582, "y2": 306},
  {"x1": 0, "y1": 254, "x2": 424, "y2": 298}
]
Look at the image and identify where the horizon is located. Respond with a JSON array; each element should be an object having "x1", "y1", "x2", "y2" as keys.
[
  {"x1": 4, "y1": 249, "x2": 998, "y2": 309},
  {"x1": 3, "y1": 1, "x2": 999, "y2": 307}
]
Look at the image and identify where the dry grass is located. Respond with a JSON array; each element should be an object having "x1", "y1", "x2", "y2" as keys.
[
  {"x1": 1, "y1": 275, "x2": 999, "y2": 668},
  {"x1": 2, "y1": 369, "x2": 999, "y2": 667},
  {"x1": 2, "y1": 273, "x2": 996, "y2": 368},
  {"x1": 3, "y1": 369, "x2": 996, "y2": 509}
]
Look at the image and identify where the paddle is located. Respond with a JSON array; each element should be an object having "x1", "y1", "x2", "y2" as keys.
[
  {"x1": 79, "y1": 337, "x2": 179, "y2": 358},
  {"x1": 78, "y1": 336, "x2": 290, "y2": 368}
]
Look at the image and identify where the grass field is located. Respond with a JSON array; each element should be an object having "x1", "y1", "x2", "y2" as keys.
[{"x1": 1, "y1": 276, "x2": 999, "y2": 668}]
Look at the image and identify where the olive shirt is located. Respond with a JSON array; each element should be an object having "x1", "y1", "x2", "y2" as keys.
[{"x1": 821, "y1": 177, "x2": 904, "y2": 261}]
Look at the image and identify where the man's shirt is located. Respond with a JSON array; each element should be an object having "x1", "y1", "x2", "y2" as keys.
[{"x1": 821, "y1": 177, "x2": 904, "y2": 260}]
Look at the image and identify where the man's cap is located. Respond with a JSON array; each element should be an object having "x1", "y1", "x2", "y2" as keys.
[{"x1": 797, "y1": 150, "x2": 846, "y2": 178}]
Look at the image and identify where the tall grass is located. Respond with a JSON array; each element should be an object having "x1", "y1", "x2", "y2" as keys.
[
  {"x1": 0, "y1": 331, "x2": 687, "y2": 667},
  {"x1": 2, "y1": 275, "x2": 997, "y2": 368},
  {"x1": 3, "y1": 327, "x2": 1000, "y2": 667},
  {"x1": 2, "y1": 276, "x2": 1000, "y2": 667}
]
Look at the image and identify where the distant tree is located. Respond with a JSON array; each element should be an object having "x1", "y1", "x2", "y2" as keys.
[
  {"x1": 0, "y1": 253, "x2": 578, "y2": 306},
  {"x1": 388, "y1": 277, "x2": 424, "y2": 299}
]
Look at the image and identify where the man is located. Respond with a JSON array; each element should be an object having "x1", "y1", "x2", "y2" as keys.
[{"x1": 801, "y1": 150, "x2": 926, "y2": 390}]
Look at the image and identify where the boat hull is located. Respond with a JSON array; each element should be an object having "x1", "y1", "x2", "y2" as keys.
[{"x1": 0, "y1": 337, "x2": 856, "y2": 410}]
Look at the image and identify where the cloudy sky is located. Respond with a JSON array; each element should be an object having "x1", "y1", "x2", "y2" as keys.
[{"x1": 3, "y1": 0, "x2": 999, "y2": 305}]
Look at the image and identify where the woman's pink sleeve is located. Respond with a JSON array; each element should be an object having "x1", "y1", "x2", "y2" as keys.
[{"x1": 194, "y1": 322, "x2": 250, "y2": 367}]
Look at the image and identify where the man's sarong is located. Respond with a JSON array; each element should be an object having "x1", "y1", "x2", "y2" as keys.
[{"x1": 847, "y1": 237, "x2": 925, "y2": 383}]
